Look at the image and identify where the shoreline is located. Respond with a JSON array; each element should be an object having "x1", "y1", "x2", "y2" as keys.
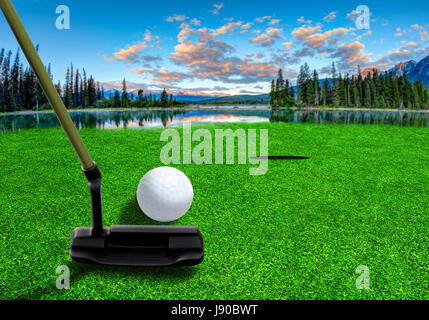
[{"x1": 1, "y1": 106, "x2": 429, "y2": 116}]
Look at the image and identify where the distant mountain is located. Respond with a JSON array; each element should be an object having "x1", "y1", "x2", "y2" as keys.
[
  {"x1": 403, "y1": 56, "x2": 429, "y2": 86},
  {"x1": 388, "y1": 60, "x2": 417, "y2": 77},
  {"x1": 356, "y1": 56, "x2": 429, "y2": 86},
  {"x1": 358, "y1": 67, "x2": 381, "y2": 78}
]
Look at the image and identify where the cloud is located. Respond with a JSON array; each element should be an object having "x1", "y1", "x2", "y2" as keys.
[
  {"x1": 210, "y1": 2, "x2": 224, "y2": 15},
  {"x1": 166, "y1": 14, "x2": 188, "y2": 22},
  {"x1": 249, "y1": 34, "x2": 274, "y2": 47},
  {"x1": 292, "y1": 26, "x2": 349, "y2": 50},
  {"x1": 268, "y1": 19, "x2": 281, "y2": 25},
  {"x1": 197, "y1": 28, "x2": 217, "y2": 42},
  {"x1": 181, "y1": 85, "x2": 230, "y2": 92},
  {"x1": 177, "y1": 23, "x2": 197, "y2": 42},
  {"x1": 170, "y1": 37, "x2": 278, "y2": 84},
  {"x1": 102, "y1": 55, "x2": 115, "y2": 62},
  {"x1": 144, "y1": 29, "x2": 159, "y2": 42},
  {"x1": 292, "y1": 25, "x2": 322, "y2": 40},
  {"x1": 345, "y1": 10, "x2": 360, "y2": 22},
  {"x1": 421, "y1": 31, "x2": 429, "y2": 42},
  {"x1": 293, "y1": 47, "x2": 315, "y2": 58},
  {"x1": 103, "y1": 30, "x2": 163, "y2": 67},
  {"x1": 178, "y1": 89, "x2": 229, "y2": 97},
  {"x1": 297, "y1": 16, "x2": 312, "y2": 24},
  {"x1": 403, "y1": 41, "x2": 419, "y2": 48},
  {"x1": 238, "y1": 60, "x2": 277, "y2": 77},
  {"x1": 241, "y1": 22, "x2": 253, "y2": 33},
  {"x1": 411, "y1": 24, "x2": 424, "y2": 31},
  {"x1": 255, "y1": 15, "x2": 274, "y2": 23},
  {"x1": 139, "y1": 55, "x2": 163, "y2": 62},
  {"x1": 271, "y1": 52, "x2": 301, "y2": 67},
  {"x1": 190, "y1": 18, "x2": 201, "y2": 26},
  {"x1": 266, "y1": 27, "x2": 284, "y2": 39},
  {"x1": 215, "y1": 21, "x2": 243, "y2": 35},
  {"x1": 395, "y1": 25, "x2": 428, "y2": 40},
  {"x1": 179, "y1": 20, "x2": 246, "y2": 43},
  {"x1": 329, "y1": 41, "x2": 371, "y2": 70},
  {"x1": 282, "y1": 42, "x2": 293, "y2": 51},
  {"x1": 249, "y1": 27, "x2": 283, "y2": 47},
  {"x1": 132, "y1": 68, "x2": 191, "y2": 84},
  {"x1": 304, "y1": 33, "x2": 326, "y2": 48},
  {"x1": 395, "y1": 28, "x2": 406, "y2": 38},
  {"x1": 111, "y1": 42, "x2": 149, "y2": 62},
  {"x1": 323, "y1": 11, "x2": 337, "y2": 22}
]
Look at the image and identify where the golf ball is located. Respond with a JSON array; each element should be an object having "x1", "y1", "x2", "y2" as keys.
[{"x1": 137, "y1": 167, "x2": 193, "y2": 222}]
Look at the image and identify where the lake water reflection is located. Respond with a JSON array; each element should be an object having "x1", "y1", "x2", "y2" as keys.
[{"x1": 0, "y1": 107, "x2": 428, "y2": 131}]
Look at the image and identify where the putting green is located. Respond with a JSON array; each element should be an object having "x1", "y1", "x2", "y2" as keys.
[{"x1": 0, "y1": 122, "x2": 427, "y2": 300}]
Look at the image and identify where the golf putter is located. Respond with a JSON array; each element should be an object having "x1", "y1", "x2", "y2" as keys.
[{"x1": 0, "y1": 0, "x2": 204, "y2": 266}]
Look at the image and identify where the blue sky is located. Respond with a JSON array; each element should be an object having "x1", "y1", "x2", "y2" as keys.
[{"x1": 1, "y1": 0, "x2": 428, "y2": 96}]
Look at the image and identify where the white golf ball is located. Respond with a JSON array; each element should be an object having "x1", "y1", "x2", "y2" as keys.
[{"x1": 137, "y1": 167, "x2": 193, "y2": 222}]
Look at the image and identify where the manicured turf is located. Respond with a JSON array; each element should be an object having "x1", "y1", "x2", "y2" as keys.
[{"x1": 0, "y1": 123, "x2": 428, "y2": 300}]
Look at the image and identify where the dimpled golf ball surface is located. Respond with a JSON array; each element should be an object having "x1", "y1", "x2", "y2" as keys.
[{"x1": 137, "y1": 167, "x2": 193, "y2": 222}]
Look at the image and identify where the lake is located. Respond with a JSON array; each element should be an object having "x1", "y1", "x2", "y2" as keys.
[{"x1": 1, "y1": 106, "x2": 428, "y2": 131}]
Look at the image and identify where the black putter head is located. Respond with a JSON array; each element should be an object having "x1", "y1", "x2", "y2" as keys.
[
  {"x1": 69, "y1": 163, "x2": 204, "y2": 267},
  {"x1": 70, "y1": 225, "x2": 204, "y2": 266}
]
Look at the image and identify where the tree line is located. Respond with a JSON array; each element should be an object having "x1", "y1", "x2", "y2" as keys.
[
  {"x1": 271, "y1": 62, "x2": 429, "y2": 109},
  {"x1": 0, "y1": 47, "x2": 183, "y2": 113}
]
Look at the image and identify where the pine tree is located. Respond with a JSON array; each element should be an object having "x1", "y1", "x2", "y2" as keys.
[
  {"x1": 297, "y1": 63, "x2": 311, "y2": 106},
  {"x1": 10, "y1": 49, "x2": 20, "y2": 110},
  {"x1": 363, "y1": 79, "x2": 371, "y2": 108},
  {"x1": 113, "y1": 89, "x2": 121, "y2": 107},
  {"x1": 313, "y1": 70, "x2": 320, "y2": 106},
  {"x1": 96, "y1": 81, "x2": 101, "y2": 102},
  {"x1": 88, "y1": 76, "x2": 96, "y2": 106},
  {"x1": 322, "y1": 79, "x2": 328, "y2": 106},
  {"x1": 82, "y1": 68, "x2": 88, "y2": 107},
  {"x1": 345, "y1": 74, "x2": 351, "y2": 107},
  {"x1": 121, "y1": 78, "x2": 129, "y2": 107},
  {"x1": 368, "y1": 72, "x2": 378, "y2": 108},
  {"x1": 338, "y1": 73, "x2": 345, "y2": 106},
  {"x1": 55, "y1": 80, "x2": 62, "y2": 96},
  {"x1": 392, "y1": 77, "x2": 401, "y2": 108},
  {"x1": 160, "y1": 88, "x2": 168, "y2": 107},
  {"x1": 351, "y1": 77, "x2": 360, "y2": 107},
  {"x1": 331, "y1": 62, "x2": 340, "y2": 106},
  {"x1": 74, "y1": 68, "x2": 80, "y2": 108},
  {"x1": 1, "y1": 50, "x2": 14, "y2": 112},
  {"x1": 269, "y1": 79, "x2": 275, "y2": 107},
  {"x1": 68, "y1": 62, "x2": 74, "y2": 108}
]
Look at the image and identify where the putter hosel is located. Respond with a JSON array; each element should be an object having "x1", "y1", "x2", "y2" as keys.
[{"x1": 82, "y1": 163, "x2": 104, "y2": 236}]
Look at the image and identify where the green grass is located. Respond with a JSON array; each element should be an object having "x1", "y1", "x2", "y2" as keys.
[{"x1": 0, "y1": 123, "x2": 428, "y2": 300}]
